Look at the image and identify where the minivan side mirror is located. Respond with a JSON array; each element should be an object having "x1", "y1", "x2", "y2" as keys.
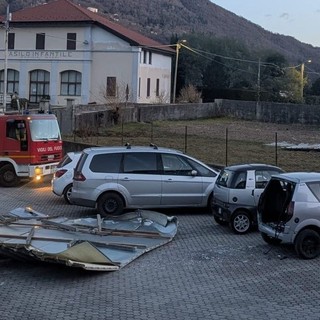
[{"x1": 191, "y1": 170, "x2": 198, "y2": 176}]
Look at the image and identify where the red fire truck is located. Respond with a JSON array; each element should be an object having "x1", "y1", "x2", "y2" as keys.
[{"x1": 0, "y1": 112, "x2": 63, "y2": 187}]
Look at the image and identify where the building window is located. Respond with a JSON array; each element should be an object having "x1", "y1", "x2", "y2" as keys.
[
  {"x1": 61, "y1": 70, "x2": 81, "y2": 96},
  {"x1": 156, "y1": 79, "x2": 160, "y2": 96},
  {"x1": 147, "y1": 78, "x2": 151, "y2": 97},
  {"x1": 36, "y1": 33, "x2": 45, "y2": 50},
  {"x1": 107, "y1": 77, "x2": 117, "y2": 97},
  {"x1": 138, "y1": 77, "x2": 141, "y2": 97},
  {"x1": 0, "y1": 69, "x2": 19, "y2": 95},
  {"x1": 29, "y1": 69, "x2": 50, "y2": 103},
  {"x1": 67, "y1": 33, "x2": 76, "y2": 50},
  {"x1": 149, "y1": 51, "x2": 152, "y2": 64},
  {"x1": 8, "y1": 33, "x2": 15, "y2": 50},
  {"x1": 143, "y1": 50, "x2": 147, "y2": 64}
]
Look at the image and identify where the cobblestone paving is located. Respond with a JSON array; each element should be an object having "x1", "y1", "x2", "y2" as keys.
[{"x1": 0, "y1": 180, "x2": 319, "y2": 320}]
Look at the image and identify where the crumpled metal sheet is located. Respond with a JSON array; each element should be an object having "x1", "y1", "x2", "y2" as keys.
[{"x1": 0, "y1": 207, "x2": 178, "y2": 271}]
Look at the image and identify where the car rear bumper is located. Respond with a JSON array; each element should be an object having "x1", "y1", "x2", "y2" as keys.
[
  {"x1": 52, "y1": 189, "x2": 62, "y2": 197},
  {"x1": 258, "y1": 223, "x2": 293, "y2": 243},
  {"x1": 211, "y1": 203, "x2": 232, "y2": 222},
  {"x1": 51, "y1": 180, "x2": 64, "y2": 196}
]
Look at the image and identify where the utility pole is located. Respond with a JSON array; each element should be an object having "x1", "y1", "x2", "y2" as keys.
[
  {"x1": 299, "y1": 60, "x2": 311, "y2": 103},
  {"x1": 172, "y1": 40, "x2": 186, "y2": 104},
  {"x1": 2, "y1": 4, "x2": 10, "y2": 112},
  {"x1": 257, "y1": 59, "x2": 261, "y2": 106},
  {"x1": 172, "y1": 43, "x2": 181, "y2": 104},
  {"x1": 300, "y1": 62, "x2": 305, "y2": 102}
]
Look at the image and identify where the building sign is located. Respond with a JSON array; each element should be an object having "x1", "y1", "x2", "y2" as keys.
[{"x1": 8, "y1": 50, "x2": 73, "y2": 59}]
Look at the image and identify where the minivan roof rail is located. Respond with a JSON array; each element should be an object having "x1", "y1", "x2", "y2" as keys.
[{"x1": 150, "y1": 143, "x2": 158, "y2": 149}]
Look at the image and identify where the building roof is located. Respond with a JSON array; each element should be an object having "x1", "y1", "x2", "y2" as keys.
[{"x1": 4, "y1": 0, "x2": 174, "y2": 54}]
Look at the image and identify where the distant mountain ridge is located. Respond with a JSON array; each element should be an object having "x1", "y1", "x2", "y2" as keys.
[{"x1": 3, "y1": 0, "x2": 320, "y2": 73}]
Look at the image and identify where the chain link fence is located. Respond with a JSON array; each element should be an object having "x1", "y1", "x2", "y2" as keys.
[{"x1": 64, "y1": 118, "x2": 320, "y2": 172}]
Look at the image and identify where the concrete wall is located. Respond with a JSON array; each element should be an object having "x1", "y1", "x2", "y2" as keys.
[
  {"x1": 52, "y1": 99, "x2": 320, "y2": 135},
  {"x1": 63, "y1": 140, "x2": 97, "y2": 153},
  {"x1": 216, "y1": 99, "x2": 320, "y2": 124},
  {"x1": 137, "y1": 102, "x2": 221, "y2": 122}
]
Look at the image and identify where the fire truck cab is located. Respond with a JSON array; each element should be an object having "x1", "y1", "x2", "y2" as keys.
[{"x1": 0, "y1": 112, "x2": 63, "y2": 187}]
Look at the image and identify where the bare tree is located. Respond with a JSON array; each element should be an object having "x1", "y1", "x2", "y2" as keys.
[
  {"x1": 151, "y1": 90, "x2": 170, "y2": 104},
  {"x1": 99, "y1": 81, "x2": 133, "y2": 124}
]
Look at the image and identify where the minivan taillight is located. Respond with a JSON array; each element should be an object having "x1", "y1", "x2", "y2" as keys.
[{"x1": 73, "y1": 171, "x2": 86, "y2": 181}]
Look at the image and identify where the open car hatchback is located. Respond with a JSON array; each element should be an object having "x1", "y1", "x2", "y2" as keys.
[{"x1": 258, "y1": 172, "x2": 320, "y2": 259}]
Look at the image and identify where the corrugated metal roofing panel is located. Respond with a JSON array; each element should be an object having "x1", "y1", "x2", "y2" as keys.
[{"x1": 0, "y1": 207, "x2": 178, "y2": 271}]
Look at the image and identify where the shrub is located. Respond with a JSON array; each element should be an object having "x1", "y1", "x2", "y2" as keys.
[{"x1": 177, "y1": 85, "x2": 202, "y2": 103}]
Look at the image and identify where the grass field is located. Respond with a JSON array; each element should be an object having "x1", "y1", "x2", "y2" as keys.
[{"x1": 64, "y1": 117, "x2": 320, "y2": 172}]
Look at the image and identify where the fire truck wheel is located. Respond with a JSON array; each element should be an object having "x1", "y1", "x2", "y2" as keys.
[{"x1": 0, "y1": 164, "x2": 19, "y2": 187}]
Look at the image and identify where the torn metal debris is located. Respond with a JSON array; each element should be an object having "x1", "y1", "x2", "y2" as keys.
[{"x1": 0, "y1": 207, "x2": 178, "y2": 271}]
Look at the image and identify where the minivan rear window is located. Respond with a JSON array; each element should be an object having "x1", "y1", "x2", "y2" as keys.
[{"x1": 89, "y1": 153, "x2": 122, "y2": 173}]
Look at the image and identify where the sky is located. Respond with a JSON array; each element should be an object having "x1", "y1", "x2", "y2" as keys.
[{"x1": 210, "y1": 1, "x2": 320, "y2": 47}]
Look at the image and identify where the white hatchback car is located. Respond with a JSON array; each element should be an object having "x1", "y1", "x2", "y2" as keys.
[
  {"x1": 51, "y1": 152, "x2": 81, "y2": 204},
  {"x1": 258, "y1": 172, "x2": 320, "y2": 259}
]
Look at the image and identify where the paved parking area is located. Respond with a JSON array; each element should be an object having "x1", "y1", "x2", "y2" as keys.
[{"x1": 0, "y1": 179, "x2": 319, "y2": 320}]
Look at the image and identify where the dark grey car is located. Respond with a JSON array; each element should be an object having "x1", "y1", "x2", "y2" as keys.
[{"x1": 211, "y1": 163, "x2": 284, "y2": 234}]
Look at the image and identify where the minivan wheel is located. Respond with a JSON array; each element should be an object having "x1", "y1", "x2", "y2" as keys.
[
  {"x1": 261, "y1": 232, "x2": 282, "y2": 245},
  {"x1": 63, "y1": 184, "x2": 73, "y2": 204},
  {"x1": 230, "y1": 211, "x2": 251, "y2": 234},
  {"x1": 97, "y1": 192, "x2": 124, "y2": 216},
  {"x1": 294, "y1": 229, "x2": 320, "y2": 259}
]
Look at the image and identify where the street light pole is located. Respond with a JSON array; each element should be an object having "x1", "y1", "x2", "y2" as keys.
[
  {"x1": 300, "y1": 62, "x2": 305, "y2": 102},
  {"x1": 172, "y1": 43, "x2": 181, "y2": 104},
  {"x1": 300, "y1": 59, "x2": 311, "y2": 102}
]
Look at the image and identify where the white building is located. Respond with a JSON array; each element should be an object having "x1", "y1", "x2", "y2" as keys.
[{"x1": 0, "y1": 0, "x2": 174, "y2": 107}]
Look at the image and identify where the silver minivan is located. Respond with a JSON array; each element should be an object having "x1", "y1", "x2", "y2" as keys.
[
  {"x1": 212, "y1": 163, "x2": 284, "y2": 234},
  {"x1": 258, "y1": 172, "x2": 320, "y2": 259},
  {"x1": 71, "y1": 145, "x2": 219, "y2": 216}
]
